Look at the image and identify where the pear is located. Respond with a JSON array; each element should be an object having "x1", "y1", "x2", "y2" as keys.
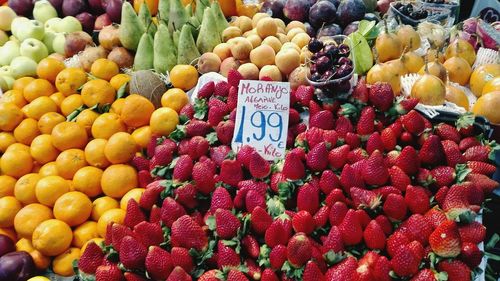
[
  {"x1": 188, "y1": 16, "x2": 201, "y2": 38},
  {"x1": 119, "y1": 2, "x2": 146, "y2": 51},
  {"x1": 154, "y1": 23, "x2": 177, "y2": 74},
  {"x1": 411, "y1": 73, "x2": 446, "y2": 106},
  {"x1": 195, "y1": 0, "x2": 210, "y2": 23},
  {"x1": 177, "y1": 24, "x2": 200, "y2": 65},
  {"x1": 185, "y1": 3, "x2": 193, "y2": 17},
  {"x1": 211, "y1": 0, "x2": 229, "y2": 35},
  {"x1": 168, "y1": 0, "x2": 188, "y2": 32},
  {"x1": 196, "y1": 7, "x2": 221, "y2": 54},
  {"x1": 134, "y1": 33, "x2": 154, "y2": 70},
  {"x1": 158, "y1": 0, "x2": 169, "y2": 23},
  {"x1": 138, "y1": 2, "x2": 157, "y2": 36},
  {"x1": 173, "y1": 30, "x2": 180, "y2": 49}
]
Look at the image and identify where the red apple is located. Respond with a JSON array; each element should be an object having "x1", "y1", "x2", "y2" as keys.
[
  {"x1": 94, "y1": 13, "x2": 112, "y2": 30},
  {"x1": 48, "y1": 0, "x2": 63, "y2": 13},
  {"x1": 8, "y1": 0, "x2": 34, "y2": 17},
  {"x1": 88, "y1": 0, "x2": 105, "y2": 14},
  {"x1": 105, "y1": 0, "x2": 123, "y2": 23},
  {"x1": 108, "y1": 47, "x2": 133, "y2": 68},
  {"x1": 76, "y1": 12, "x2": 96, "y2": 33},
  {"x1": 65, "y1": 31, "x2": 93, "y2": 57},
  {"x1": 62, "y1": 0, "x2": 87, "y2": 16}
]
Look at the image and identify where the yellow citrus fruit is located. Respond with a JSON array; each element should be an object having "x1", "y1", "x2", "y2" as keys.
[
  {"x1": 72, "y1": 221, "x2": 99, "y2": 248},
  {"x1": 51, "y1": 122, "x2": 88, "y2": 151},
  {"x1": 55, "y1": 149, "x2": 87, "y2": 180},
  {"x1": 104, "y1": 132, "x2": 137, "y2": 164},
  {"x1": 81, "y1": 79, "x2": 116, "y2": 107},
  {"x1": 52, "y1": 247, "x2": 80, "y2": 276},
  {"x1": 470, "y1": 64, "x2": 500, "y2": 97},
  {"x1": 91, "y1": 113, "x2": 126, "y2": 139},
  {"x1": 6, "y1": 143, "x2": 30, "y2": 154},
  {"x1": 161, "y1": 88, "x2": 189, "y2": 113},
  {"x1": 32, "y1": 162, "x2": 42, "y2": 173},
  {"x1": 53, "y1": 191, "x2": 92, "y2": 227},
  {"x1": 38, "y1": 162, "x2": 58, "y2": 177},
  {"x1": 443, "y1": 57, "x2": 472, "y2": 86},
  {"x1": 0, "y1": 196, "x2": 22, "y2": 227},
  {"x1": 110, "y1": 74, "x2": 130, "y2": 91},
  {"x1": 170, "y1": 64, "x2": 199, "y2": 91},
  {"x1": 22, "y1": 96, "x2": 58, "y2": 120},
  {"x1": 15, "y1": 238, "x2": 51, "y2": 270},
  {"x1": 0, "y1": 102, "x2": 23, "y2": 131},
  {"x1": 60, "y1": 94, "x2": 84, "y2": 117},
  {"x1": 120, "y1": 94, "x2": 155, "y2": 128},
  {"x1": 36, "y1": 57, "x2": 65, "y2": 83},
  {"x1": 91, "y1": 196, "x2": 119, "y2": 221},
  {"x1": 55, "y1": 68, "x2": 88, "y2": 96},
  {"x1": 37, "y1": 112, "x2": 65, "y2": 134},
  {"x1": 0, "y1": 227, "x2": 18, "y2": 242},
  {"x1": 133, "y1": 0, "x2": 158, "y2": 15},
  {"x1": 101, "y1": 164, "x2": 138, "y2": 198},
  {"x1": 14, "y1": 203, "x2": 53, "y2": 239},
  {"x1": 472, "y1": 91, "x2": 500, "y2": 125},
  {"x1": 0, "y1": 149, "x2": 33, "y2": 178},
  {"x1": 49, "y1": 92, "x2": 65, "y2": 108},
  {"x1": 84, "y1": 139, "x2": 111, "y2": 169},
  {"x1": 14, "y1": 173, "x2": 41, "y2": 205},
  {"x1": 150, "y1": 107, "x2": 179, "y2": 136},
  {"x1": 0, "y1": 132, "x2": 16, "y2": 153},
  {"x1": 81, "y1": 238, "x2": 104, "y2": 253},
  {"x1": 1, "y1": 89, "x2": 27, "y2": 108},
  {"x1": 90, "y1": 58, "x2": 119, "y2": 81},
  {"x1": 482, "y1": 76, "x2": 500, "y2": 95},
  {"x1": 13, "y1": 77, "x2": 35, "y2": 92},
  {"x1": 28, "y1": 277, "x2": 51, "y2": 281},
  {"x1": 30, "y1": 134, "x2": 60, "y2": 164},
  {"x1": 32, "y1": 219, "x2": 73, "y2": 256},
  {"x1": 73, "y1": 166, "x2": 103, "y2": 197},
  {"x1": 97, "y1": 208, "x2": 125, "y2": 237},
  {"x1": 23, "y1": 79, "x2": 56, "y2": 103},
  {"x1": 120, "y1": 188, "x2": 145, "y2": 210},
  {"x1": 76, "y1": 109, "x2": 100, "y2": 135},
  {"x1": 110, "y1": 98, "x2": 125, "y2": 115},
  {"x1": 0, "y1": 175, "x2": 16, "y2": 197},
  {"x1": 131, "y1": 126, "x2": 152, "y2": 149},
  {"x1": 13, "y1": 118, "x2": 40, "y2": 145},
  {"x1": 35, "y1": 175, "x2": 70, "y2": 207}
]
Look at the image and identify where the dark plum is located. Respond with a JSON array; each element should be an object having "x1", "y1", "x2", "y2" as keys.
[
  {"x1": 364, "y1": 12, "x2": 380, "y2": 22},
  {"x1": 283, "y1": 0, "x2": 311, "y2": 22},
  {"x1": 343, "y1": 21, "x2": 359, "y2": 35},
  {"x1": 88, "y1": 0, "x2": 105, "y2": 14},
  {"x1": 0, "y1": 235, "x2": 15, "y2": 258},
  {"x1": 304, "y1": 22, "x2": 316, "y2": 37},
  {"x1": 338, "y1": 57, "x2": 352, "y2": 66},
  {"x1": 309, "y1": 0, "x2": 337, "y2": 28},
  {"x1": 106, "y1": 0, "x2": 123, "y2": 23},
  {"x1": 317, "y1": 23, "x2": 343, "y2": 38},
  {"x1": 8, "y1": 0, "x2": 34, "y2": 17},
  {"x1": 62, "y1": 0, "x2": 87, "y2": 16},
  {"x1": 308, "y1": 38, "x2": 324, "y2": 53},
  {"x1": 76, "y1": 12, "x2": 95, "y2": 34},
  {"x1": 0, "y1": 251, "x2": 35, "y2": 281},
  {"x1": 261, "y1": 0, "x2": 286, "y2": 19},
  {"x1": 323, "y1": 0, "x2": 341, "y2": 7},
  {"x1": 316, "y1": 56, "x2": 332, "y2": 73},
  {"x1": 48, "y1": 0, "x2": 63, "y2": 13},
  {"x1": 335, "y1": 64, "x2": 353, "y2": 78},
  {"x1": 336, "y1": 0, "x2": 366, "y2": 27}
]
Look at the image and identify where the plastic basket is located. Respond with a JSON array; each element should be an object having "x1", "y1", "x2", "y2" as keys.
[{"x1": 389, "y1": 1, "x2": 452, "y2": 27}]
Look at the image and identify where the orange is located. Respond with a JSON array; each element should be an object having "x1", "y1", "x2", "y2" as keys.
[
  {"x1": 169, "y1": 64, "x2": 198, "y2": 91},
  {"x1": 51, "y1": 122, "x2": 88, "y2": 151},
  {"x1": 14, "y1": 118, "x2": 40, "y2": 145},
  {"x1": 443, "y1": 57, "x2": 472, "y2": 86},
  {"x1": 220, "y1": 0, "x2": 238, "y2": 16},
  {"x1": 109, "y1": 74, "x2": 130, "y2": 91},
  {"x1": 0, "y1": 227, "x2": 18, "y2": 243},
  {"x1": 49, "y1": 92, "x2": 65, "y2": 108},
  {"x1": 13, "y1": 77, "x2": 35, "y2": 92},
  {"x1": 55, "y1": 149, "x2": 87, "y2": 180},
  {"x1": 15, "y1": 238, "x2": 51, "y2": 270},
  {"x1": 52, "y1": 247, "x2": 80, "y2": 276},
  {"x1": 36, "y1": 57, "x2": 65, "y2": 83},
  {"x1": 76, "y1": 109, "x2": 100, "y2": 135},
  {"x1": 30, "y1": 134, "x2": 60, "y2": 164},
  {"x1": 37, "y1": 112, "x2": 65, "y2": 134},
  {"x1": 60, "y1": 94, "x2": 84, "y2": 117},
  {"x1": 0, "y1": 175, "x2": 16, "y2": 197},
  {"x1": 22, "y1": 96, "x2": 58, "y2": 120},
  {"x1": 0, "y1": 102, "x2": 23, "y2": 131},
  {"x1": 120, "y1": 188, "x2": 145, "y2": 210},
  {"x1": 14, "y1": 173, "x2": 41, "y2": 205},
  {"x1": 104, "y1": 132, "x2": 137, "y2": 164},
  {"x1": 91, "y1": 196, "x2": 119, "y2": 221},
  {"x1": 0, "y1": 196, "x2": 22, "y2": 227},
  {"x1": 472, "y1": 91, "x2": 500, "y2": 125},
  {"x1": 6, "y1": 143, "x2": 30, "y2": 154},
  {"x1": 91, "y1": 113, "x2": 126, "y2": 139},
  {"x1": 110, "y1": 98, "x2": 125, "y2": 115},
  {"x1": 120, "y1": 94, "x2": 155, "y2": 128},
  {"x1": 482, "y1": 76, "x2": 500, "y2": 95},
  {"x1": 101, "y1": 164, "x2": 138, "y2": 198},
  {"x1": 0, "y1": 149, "x2": 33, "y2": 178},
  {"x1": 1, "y1": 89, "x2": 27, "y2": 108},
  {"x1": 90, "y1": 58, "x2": 119, "y2": 81},
  {"x1": 81, "y1": 238, "x2": 104, "y2": 253},
  {"x1": 445, "y1": 39, "x2": 476, "y2": 66},
  {"x1": 161, "y1": 88, "x2": 189, "y2": 112},
  {"x1": 131, "y1": 126, "x2": 152, "y2": 148},
  {"x1": 72, "y1": 221, "x2": 99, "y2": 248},
  {"x1": 32, "y1": 219, "x2": 73, "y2": 256},
  {"x1": 55, "y1": 68, "x2": 88, "y2": 96},
  {"x1": 0, "y1": 132, "x2": 16, "y2": 153},
  {"x1": 470, "y1": 64, "x2": 500, "y2": 97},
  {"x1": 53, "y1": 191, "x2": 93, "y2": 227},
  {"x1": 38, "y1": 162, "x2": 59, "y2": 177},
  {"x1": 84, "y1": 139, "x2": 111, "y2": 169},
  {"x1": 81, "y1": 79, "x2": 116, "y2": 107},
  {"x1": 150, "y1": 107, "x2": 179, "y2": 136},
  {"x1": 14, "y1": 203, "x2": 53, "y2": 239},
  {"x1": 133, "y1": 0, "x2": 158, "y2": 15},
  {"x1": 35, "y1": 175, "x2": 70, "y2": 207},
  {"x1": 23, "y1": 79, "x2": 56, "y2": 102},
  {"x1": 97, "y1": 208, "x2": 125, "y2": 237},
  {"x1": 73, "y1": 166, "x2": 103, "y2": 197}
]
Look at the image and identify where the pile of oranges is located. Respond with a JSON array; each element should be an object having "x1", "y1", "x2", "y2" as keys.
[{"x1": 0, "y1": 57, "x2": 191, "y2": 276}]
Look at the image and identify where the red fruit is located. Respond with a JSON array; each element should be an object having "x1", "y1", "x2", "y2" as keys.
[
  {"x1": 383, "y1": 193, "x2": 407, "y2": 221},
  {"x1": 269, "y1": 245, "x2": 287, "y2": 270},
  {"x1": 198, "y1": 269, "x2": 221, "y2": 281},
  {"x1": 339, "y1": 209, "x2": 363, "y2": 246},
  {"x1": 459, "y1": 137, "x2": 481, "y2": 151},
  {"x1": 329, "y1": 201, "x2": 348, "y2": 226},
  {"x1": 369, "y1": 82, "x2": 394, "y2": 111},
  {"x1": 236, "y1": 145, "x2": 255, "y2": 168},
  {"x1": 460, "y1": 242, "x2": 483, "y2": 268},
  {"x1": 467, "y1": 161, "x2": 497, "y2": 175},
  {"x1": 466, "y1": 173, "x2": 499, "y2": 194},
  {"x1": 124, "y1": 199, "x2": 147, "y2": 228},
  {"x1": 187, "y1": 136, "x2": 209, "y2": 160},
  {"x1": 387, "y1": 230, "x2": 411, "y2": 257},
  {"x1": 314, "y1": 206, "x2": 330, "y2": 228},
  {"x1": 179, "y1": 104, "x2": 195, "y2": 120},
  {"x1": 78, "y1": 241, "x2": 104, "y2": 274},
  {"x1": 210, "y1": 145, "x2": 232, "y2": 166},
  {"x1": 351, "y1": 77, "x2": 369, "y2": 104},
  {"x1": 306, "y1": 142, "x2": 329, "y2": 171},
  {"x1": 310, "y1": 110, "x2": 335, "y2": 130},
  {"x1": 381, "y1": 127, "x2": 397, "y2": 151},
  {"x1": 458, "y1": 221, "x2": 486, "y2": 244},
  {"x1": 145, "y1": 246, "x2": 173, "y2": 280},
  {"x1": 175, "y1": 183, "x2": 198, "y2": 209},
  {"x1": 390, "y1": 244, "x2": 421, "y2": 277},
  {"x1": 171, "y1": 215, "x2": 208, "y2": 251},
  {"x1": 442, "y1": 183, "x2": 470, "y2": 213},
  {"x1": 250, "y1": 206, "x2": 272, "y2": 235},
  {"x1": 227, "y1": 270, "x2": 249, "y2": 281},
  {"x1": 429, "y1": 220, "x2": 461, "y2": 258},
  {"x1": 228, "y1": 69, "x2": 243, "y2": 87},
  {"x1": 241, "y1": 235, "x2": 260, "y2": 259},
  {"x1": 435, "y1": 186, "x2": 449, "y2": 207},
  {"x1": 216, "y1": 120, "x2": 235, "y2": 145},
  {"x1": 167, "y1": 266, "x2": 192, "y2": 281},
  {"x1": 305, "y1": 127, "x2": 325, "y2": 149},
  {"x1": 335, "y1": 116, "x2": 354, "y2": 137},
  {"x1": 217, "y1": 241, "x2": 240, "y2": 269},
  {"x1": 345, "y1": 132, "x2": 361, "y2": 148},
  {"x1": 437, "y1": 260, "x2": 471, "y2": 281},
  {"x1": 265, "y1": 219, "x2": 291, "y2": 247},
  {"x1": 137, "y1": 170, "x2": 153, "y2": 188},
  {"x1": 132, "y1": 155, "x2": 149, "y2": 171},
  {"x1": 210, "y1": 187, "x2": 233, "y2": 212},
  {"x1": 392, "y1": 98, "x2": 419, "y2": 115},
  {"x1": 227, "y1": 86, "x2": 238, "y2": 110},
  {"x1": 193, "y1": 161, "x2": 215, "y2": 194},
  {"x1": 303, "y1": 261, "x2": 325, "y2": 281},
  {"x1": 395, "y1": 146, "x2": 420, "y2": 175},
  {"x1": 325, "y1": 256, "x2": 357, "y2": 281},
  {"x1": 424, "y1": 207, "x2": 447, "y2": 229},
  {"x1": 419, "y1": 135, "x2": 445, "y2": 166},
  {"x1": 295, "y1": 85, "x2": 314, "y2": 106},
  {"x1": 214, "y1": 81, "x2": 230, "y2": 97},
  {"x1": 375, "y1": 215, "x2": 393, "y2": 235},
  {"x1": 297, "y1": 183, "x2": 320, "y2": 215},
  {"x1": 405, "y1": 185, "x2": 430, "y2": 215},
  {"x1": 119, "y1": 235, "x2": 148, "y2": 270},
  {"x1": 208, "y1": 105, "x2": 229, "y2": 127},
  {"x1": 322, "y1": 225, "x2": 344, "y2": 253},
  {"x1": 340, "y1": 164, "x2": 365, "y2": 192},
  {"x1": 110, "y1": 223, "x2": 134, "y2": 251},
  {"x1": 248, "y1": 152, "x2": 270, "y2": 179},
  {"x1": 161, "y1": 197, "x2": 187, "y2": 228},
  {"x1": 416, "y1": 168, "x2": 434, "y2": 187},
  {"x1": 172, "y1": 155, "x2": 194, "y2": 183},
  {"x1": 124, "y1": 272, "x2": 148, "y2": 281},
  {"x1": 323, "y1": 130, "x2": 338, "y2": 146},
  {"x1": 319, "y1": 170, "x2": 340, "y2": 194},
  {"x1": 219, "y1": 159, "x2": 243, "y2": 187},
  {"x1": 261, "y1": 268, "x2": 279, "y2": 281},
  {"x1": 328, "y1": 144, "x2": 350, "y2": 169},
  {"x1": 442, "y1": 140, "x2": 466, "y2": 167},
  {"x1": 435, "y1": 123, "x2": 461, "y2": 143},
  {"x1": 401, "y1": 214, "x2": 434, "y2": 246},
  {"x1": 292, "y1": 210, "x2": 315, "y2": 234},
  {"x1": 401, "y1": 110, "x2": 425, "y2": 135},
  {"x1": 351, "y1": 187, "x2": 381, "y2": 210},
  {"x1": 185, "y1": 120, "x2": 211, "y2": 137},
  {"x1": 464, "y1": 145, "x2": 491, "y2": 162},
  {"x1": 364, "y1": 220, "x2": 386, "y2": 250},
  {"x1": 95, "y1": 264, "x2": 122, "y2": 281},
  {"x1": 357, "y1": 106, "x2": 375, "y2": 136},
  {"x1": 431, "y1": 166, "x2": 456, "y2": 187},
  {"x1": 289, "y1": 108, "x2": 301, "y2": 125},
  {"x1": 286, "y1": 233, "x2": 312, "y2": 267},
  {"x1": 366, "y1": 132, "x2": 385, "y2": 155},
  {"x1": 153, "y1": 144, "x2": 175, "y2": 166},
  {"x1": 133, "y1": 221, "x2": 164, "y2": 247},
  {"x1": 198, "y1": 81, "x2": 215, "y2": 99},
  {"x1": 245, "y1": 189, "x2": 266, "y2": 212},
  {"x1": 388, "y1": 166, "x2": 411, "y2": 192},
  {"x1": 410, "y1": 269, "x2": 437, "y2": 281},
  {"x1": 171, "y1": 247, "x2": 194, "y2": 273},
  {"x1": 373, "y1": 256, "x2": 391, "y2": 281},
  {"x1": 373, "y1": 185, "x2": 401, "y2": 200},
  {"x1": 362, "y1": 150, "x2": 389, "y2": 186},
  {"x1": 214, "y1": 209, "x2": 241, "y2": 239},
  {"x1": 149, "y1": 205, "x2": 161, "y2": 224}
]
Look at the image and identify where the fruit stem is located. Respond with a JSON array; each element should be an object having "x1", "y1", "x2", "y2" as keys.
[{"x1": 383, "y1": 19, "x2": 389, "y2": 34}]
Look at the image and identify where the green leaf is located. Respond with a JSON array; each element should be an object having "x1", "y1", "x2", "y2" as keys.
[
  {"x1": 206, "y1": 215, "x2": 216, "y2": 231},
  {"x1": 194, "y1": 98, "x2": 208, "y2": 120},
  {"x1": 266, "y1": 196, "x2": 286, "y2": 218},
  {"x1": 117, "y1": 82, "x2": 128, "y2": 99},
  {"x1": 206, "y1": 132, "x2": 218, "y2": 145},
  {"x1": 66, "y1": 105, "x2": 87, "y2": 121},
  {"x1": 323, "y1": 250, "x2": 346, "y2": 266},
  {"x1": 179, "y1": 114, "x2": 190, "y2": 125},
  {"x1": 455, "y1": 164, "x2": 472, "y2": 183},
  {"x1": 169, "y1": 125, "x2": 187, "y2": 142},
  {"x1": 357, "y1": 20, "x2": 376, "y2": 37},
  {"x1": 348, "y1": 32, "x2": 374, "y2": 75},
  {"x1": 486, "y1": 233, "x2": 500, "y2": 250}
]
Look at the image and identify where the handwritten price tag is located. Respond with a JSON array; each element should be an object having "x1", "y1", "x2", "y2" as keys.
[{"x1": 232, "y1": 80, "x2": 290, "y2": 161}]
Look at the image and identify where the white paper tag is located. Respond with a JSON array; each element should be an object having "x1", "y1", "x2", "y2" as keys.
[{"x1": 231, "y1": 80, "x2": 290, "y2": 161}]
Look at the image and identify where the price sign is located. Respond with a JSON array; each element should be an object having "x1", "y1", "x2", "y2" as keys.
[{"x1": 232, "y1": 80, "x2": 290, "y2": 161}]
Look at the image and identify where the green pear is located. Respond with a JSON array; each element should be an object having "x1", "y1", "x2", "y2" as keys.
[
  {"x1": 157, "y1": 0, "x2": 170, "y2": 24},
  {"x1": 195, "y1": 0, "x2": 210, "y2": 23},
  {"x1": 154, "y1": 24, "x2": 177, "y2": 74},
  {"x1": 134, "y1": 33, "x2": 154, "y2": 71},
  {"x1": 173, "y1": 30, "x2": 180, "y2": 49},
  {"x1": 138, "y1": 3, "x2": 157, "y2": 36},
  {"x1": 211, "y1": 0, "x2": 229, "y2": 35},
  {"x1": 177, "y1": 24, "x2": 200, "y2": 65},
  {"x1": 119, "y1": 2, "x2": 146, "y2": 51},
  {"x1": 168, "y1": 0, "x2": 188, "y2": 32},
  {"x1": 188, "y1": 16, "x2": 200, "y2": 38},
  {"x1": 185, "y1": 3, "x2": 193, "y2": 17},
  {"x1": 196, "y1": 7, "x2": 221, "y2": 54}
]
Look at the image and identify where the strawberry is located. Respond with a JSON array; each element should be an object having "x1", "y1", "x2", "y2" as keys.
[
  {"x1": 303, "y1": 261, "x2": 325, "y2": 281},
  {"x1": 133, "y1": 221, "x2": 164, "y2": 247},
  {"x1": 401, "y1": 110, "x2": 425, "y2": 135},
  {"x1": 339, "y1": 209, "x2": 363, "y2": 246},
  {"x1": 309, "y1": 100, "x2": 323, "y2": 117},
  {"x1": 369, "y1": 82, "x2": 394, "y2": 111},
  {"x1": 193, "y1": 161, "x2": 215, "y2": 194},
  {"x1": 410, "y1": 269, "x2": 437, "y2": 281},
  {"x1": 175, "y1": 183, "x2": 198, "y2": 209},
  {"x1": 345, "y1": 132, "x2": 361, "y2": 149},
  {"x1": 466, "y1": 173, "x2": 499, "y2": 194},
  {"x1": 388, "y1": 166, "x2": 412, "y2": 192},
  {"x1": 210, "y1": 145, "x2": 232, "y2": 166},
  {"x1": 297, "y1": 183, "x2": 320, "y2": 215},
  {"x1": 460, "y1": 242, "x2": 483, "y2": 268},
  {"x1": 305, "y1": 127, "x2": 325, "y2": 149},
  {"x1": 392, "y1": 97, "x2": 419, "y2": 115},
  {"x1": 419, "y1": 135, "x2": 445, "y2": 166},
  {"x1": 198, "y1": 269, "x2": 221, "y2": 281},
  {"x1": 292, "y1": 210, "x2": 315, "y2": 234},
  {"x1": 241, "y1": 235, "x2": 260, "y2": 259},
  {"x1": 442, "y1": 183, "x2": 471, "y2": 216},
  {"x1": 215, "y1": 209, "x2": 241, "y2": 239},
  {"x1": 329, "y1": 201, "x2": 348, "y2": 226},
  {"x1": 236, "y1": 145, "x2": 255, "y2": 168},
  {"x1": 364, "y1": 220, "x2": 386, "y2": 250},
  {"x1": 95, "y1": 264, "x2": 122, "y2": 281},
  {"x1": 187, "y1": 136, "x2": 209, "y2": 160},
  {"x1": 387, "y1": 230, "x2": 411, "y2": 257},
  {"x1": 362, "y1": 150, "x2": 389, "y2": 186},
  {"x1": 216, "y1": 120, "x2": 235, "y2": 145},
  {"x1": 147, "y1": 134, "x2": 160, "y2": 158},
  {"x1": 405, "y1": 185, "x2": 430, "y2": 215},
  {"x1": 119, "y1": 235, "x2": 148, "y2": 269},
  {"x1": 459, "y1": 137, "x2": 481, "y2": 151},
  {"x1": 390, "y1": 243, "x2": 421, "y2": 277},
  {"x1": 435, "y1": 123, "x2": 461, "y2": 143},
  {"x1": 429, "y1": 220, "x2": 461, "y2": 258},
  {"x1": 124, "y1": 272, "x2": 148, "y2": 281},
  {"x1": 319, "y1": 170, "x2": 340, "y2": 194},
  {"x1": 328, "y1": 144, "x2": 350, "y2": 169},
  {"x1": 395, "y1": 146, "x2": 420, "y2": 175},
  {"x1": 401, "y1": 214, "x2": 434, "y2": 246},
  {"x1": 173, "y1": 155, "x2": 194, "y2": 183},
  {"x1": 209, "y1": 187, "x2": 232, "y2": 213},
  {"x1": 145, "y1": 246, "x2": 173, "y2": 280},
  {"x1": 219, "y1": 159, "x2": 243, "y2": 187},
  {"x1": 137, "y1": 170, "x2": 153, "y2": 188},
  {"x1": 227, "y1": 86, "x2": 238, "y2": 110},
  {"x1": 150, "y1": 205, "x2": 161, "y2": 224},
  {"x1": 167, "y1": 266, "x2": 192, "y2": 281},
  {"x1": 265, "y1": 218, "x2": 292, "y2": 248},
  {"x1": 431, "y1": 166, "x2": 455, "y2": 187},
  {"x1": 464, "y1": 145, "x2": 491, "y2": 162},
  {"x1": 78, "y1": 241, "x2": 104, "y2": 274},
  {"x1": 322, "y1": 225, "x2": 344, "y2": 253},
  {"x1": 383, "y1": 193, "x2": 407, "y2": 221},
  {"x1": 228, "y1": 69, "x2": 243, "y2": 87},
  {"x1": 306, "y1": 142, "x2": 329, "y2": 171},
  {"x1": 351, "y1": 77, "x2": 369, "y2": 104},
  {"x1": 366, "y1": 132, "x2": 385, "y2": 155},
  {"x1": 295, "y1": 85, "x2": 314, "y2": 106},
  {"x1": 214, "y1": 81, "x2": 230, "y2": 97},
  {"x1": 124, "y1": 199, "x2": 147, "y2": 228},
  {"x1": 171, "y1": 247, "x2": 194, "y2": 273},
  {"x1": 227, "y1": 270, "x2": 249, "y2": 281},
  {"x1": 325, "y1": 256, "x2": 357, "y2": 281},
  {"x1": 171, "y1": 215, "x2": 208, "y2": 251},
  {"x1": 310, "y1": 110, "x2": 335, "y2": 130},
  {"x1": 335, "y1": 116, "x2": 354, "y2": 137},
  {"x1": 435, "y1": 186, "x2": 449, "y2": 206},
  {"x1": 314, "y1": 205, "x2": 330, "y2": 228},
  {"x1": 458, "y1": 221, "x2": 486, "y2": 244},
  {"x1": 245, "y1": 189, "x2": 266, "y2": 212},
  {"x1": 286, "y1": 233, "x2": 312, "y2": 267},
  {"x1": 282, "y1": 152, "x2": 306, "y2": 180},
  {"x1": 261, "y1": 268, "x2": 279, "y2": 281},
  {"x1": 357, "y1": 106, "x2": 375, "y2": 136},
  {"x1": 110, "y1": 223, "x2": 134, "y2": 251},
  {"x1": 248, "y1": 151, "x2": 270, "y2": 179},
  {"x1": 373, "y1": 256, "x2": 391, "y2": 281},
  {"x1": 323, "y1": 130, "x2": 338, "y2": 145},
  {"x1": 269, "y1": 245, "x2": 287, "y2": 269},
  {"x1": 466, "y1": 161, "x2": 496, "y2": 175},
  {"x1": 442, "y1": 140, "x2": 465, "y2": 167},
  {"x1": 198, "y1": 81, "x2": 215, "y2": 99},
  {"x1": 161, "y1": 197, "x2": 187, "y2": 228},
  {"x1": 375, "y1": 215, "x2": 393, "y2": 236},
  {"x1": 185, "y1": 120, "x2": 211, "y2": 137},
  {"x1": 351, "y1": 187, "x2": 381, "y2": 210},
  {"x1": 424, "y1": 207, "x2": 447, "y2": 229},
  {"x1": 416, "y1": 168, "x2": 434, "y2": 187},
  {"x1": 150, "y1": 150, "x2": 173, "y2": 170},
  {"x1": 389, "y1": 119, "x2": 404, "y2": 136},
  {"x1": 132, "y1": 155, "x2": 149, "y2": 171},
  {"x1": 381, "y1": 127, "x2": 397, "y2": 151},
  {"x1": 179, "y1": 103, "x2": 195, "y2": 120},
  {"x1": 208, "y1": 105, "x2": 228, "y2": 127},
  {"x1": 437, "y1": 260, "x2": 471, "y2": 281},
  {"x1": 250, "y1": 206, "x2": 272, "y2": 235},
  {"x1": 217, "y1": 240, "x2": 240, "y2": 269}
]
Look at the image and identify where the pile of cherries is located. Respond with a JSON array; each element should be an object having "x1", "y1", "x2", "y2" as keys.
[{"x1": 308, "y1": 38, "x2": 354, "y2": 83}]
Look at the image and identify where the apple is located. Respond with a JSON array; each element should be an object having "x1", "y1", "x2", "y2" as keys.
[
  {"x1": 10, "y1": 17, "x2": 31, "y2": 38},
  {"x1": 8, "y1": 0, "x2": 34, "y2": 17},
  {"x1": 76, "y1": 12, "x2": 96, "y2": 33},
  {"x1": 1, "y1": 75, "x2": 15, "y2": 91},
  {"x1": 94, "y1": 13, "x2": 112, "y2": 30},
  {"x1": 13, "y1": 19, "x2": 45, "y2": 42},
  {"x1": 43, "y1": 30, "x2": 57, "y2": 53},
  {"x1": 0, "y1": 76, "x2": 9, "y2": 92},
  {"x1": 0, "y1": 66, "x2": 13, "y2": 77},
  {"x1": 62, "y1": 0, "x2": 88, "y2": 16},
  {"x1": 45, "y1": 17, "x2": 61, "y2": 32},
  {"x1": 0, "y1": 6, "x2": 17, "y2": 31},
  {"x1": 54, "y1": 16, "x2": 83, "y2": 33},
  {"x1": 106, "y1": 0, "x2": 123, "y2": 23},
  {"x1": 0, "y1": 41, "x2": 20, "y2": 66},
  {"x1": 33, "y1": 0, "x2": 58, "y2": 23},
  {"x1": 20, "y1": 38, "x2": 49, "y2": 63},
  {"x1": 0, "y1": 30, "x2": 8, "y2": 47},
  {"x1": 64, "y1": 31, "x2": 93, "y2": 57},
  {"x1": 88, "y1": 0, "x2": 105, "y2": 14},
  {"x1": 48, "y1": 0, "x2": 63, "y2": 12},
  {"x1": 52, "y1": 32, "x2": 66, "y2": 55},
  {"x1": 10, "y1": 56, "x2": 38, "y2": 79}
]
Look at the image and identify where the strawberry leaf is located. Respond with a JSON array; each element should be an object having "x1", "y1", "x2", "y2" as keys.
[
  {"x1": 257, "y1": 245, "x2": 271, "y2": 267},
  {"x1": 206, "y1": 215, "x2": 216, "y2": 231},
  {"x1": 266, "y1": 196, "x2": 286, "y2": 218},
  {"x1": 323, "y1": 250, "x2": 346, "y2": 266},
  {"x1": 194, "y1": 98, "x2": 208, "y2": 120},
  {"x1": 169, "y1": 125, "x2": 186, "y2": 142},
  {"x1": 206, "y1": 132, "x2": 218, "y2": 145}
]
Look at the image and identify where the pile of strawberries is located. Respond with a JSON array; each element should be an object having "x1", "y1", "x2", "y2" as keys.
[{"x1": 76, "y1": 70, "x2": 499, "y2": 281}]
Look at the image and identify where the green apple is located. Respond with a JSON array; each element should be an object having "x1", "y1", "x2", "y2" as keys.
[
  {"x1": 20, "y1": 38, "x2": 49, "y2": 63},
  {"x1": 52, "y1": 33, "x2": 66, "y2": 55},
  {"x1": 0, "y1": 76, "x2": 8, "y2": 92},
  {"x1": 1, "y1": 75, "x2": 14, "y2": 91},
  {"x1": 0, "y1": 30, "x2": 8, "y2": 47},
  {"x1": 13, "y1": 19, "x2": 45, "y2": 42},
  {"x1": 10, "y1": 17, "x2": 31, "y2": 38},
  {"x1": 10, "y1": 56, "x2": 38, "y2": 79},
  {"x1": 43, "y1": 30, "x2": 57, "y2": 53},
  {"x1": 54, "y1": 16, "x2": 82, "y2": 33},
  {"x1": 45, "y1": 17, "x2": 61, "y2": 32},
  {"x1": 0, "y1": 41, "x2": 20, "y2": 66},
  {"x1": 0, "y1": 65, "x2": 13, "y2": 77},
  {"x1": 0, "y1": 6, "x2": 16, "y2": 32},
  {"x1": 33, "y1": 0, "x2": 58, "y2": 24}
]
